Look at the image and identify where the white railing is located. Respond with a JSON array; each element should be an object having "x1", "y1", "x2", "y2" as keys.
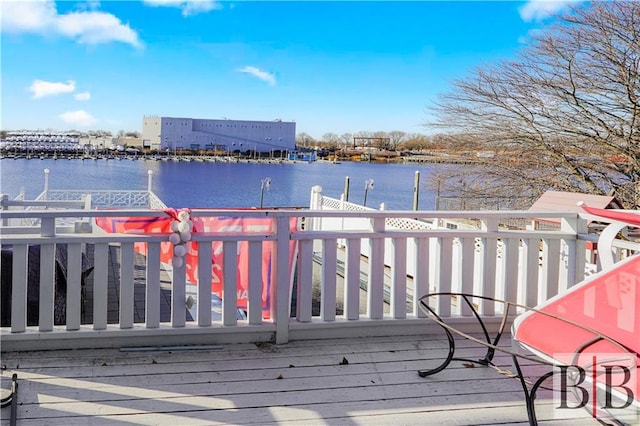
[
  {"x1": 46, "y1": 188, "x2": 166, "y2": 210},
  {"x1": 1, "y1": 197, "x2": 638, "y2": 352},
  {"x1": 32, "y1": 168, "x2": 166, "y2": 210},
  {"x1": 0, "y1": 194, "x2": 89, "y2": 228},
  {"x1": 40, "y1": 190, "x2": 164, "y2": 209},
  {"x1": 1, "y1": 170, "x2": 166, "y2": 230}
]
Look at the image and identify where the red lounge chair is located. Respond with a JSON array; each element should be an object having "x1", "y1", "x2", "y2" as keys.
[
  {"x1": 418, "y1": 206, "x2": 640, "y2": 425},
  {"x1": 512, "y1": 253, "x2": 639, "y2": 424}
]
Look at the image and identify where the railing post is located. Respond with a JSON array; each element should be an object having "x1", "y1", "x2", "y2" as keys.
[
  {"x1": 390, "y1": 236, "x2": 407, "y2": 319},
  {"x1": 273, "y1": 215, "x2": 291, "y2": 344},
  {"x1": 39, "y1": 243, "x2": 56, "y2": 331},
  {"x1": 343, "y1": 176, "x2": 350, "y2": 202},
  {"x1": 41, "y1": 218, "x2": 55, "y2": 237},
  {"x1": 338, "y1": 193, "x2": 346, "y2": 248},
  {"x1": 433, "y1": 236, "x2": 453, "y2": 317},
  {"x1": 367, "y1": 216, "x2": 385, "y2": 319},
  {"x1": 309, "y1": 185, "x2": 323, "y2": 231},
  {"x1": 147, "y1": 170, "x2": 153, "y2": 192},
  {"x1": 320, "y1": 238, "x2": 338, "y2": 321},
  {"x1": 521, "y1": 237, "x2": 541, "y2": 307},
  {"x1": 413, "y1": 170, "x2": 420, "y2": 211},
  {"x1": 43, "y1": 168, "x2": 50, "y2": 200},
  {"x1": 560, "y1": 213, "x2": 587, "y2": 289},
  {"x1": 412, "y1": 237, "x2": 430, "y2": 317},
  {"x1": 539, "y1": 237, "x2": 560, "y2": 301},
  {"x1": 1, "y1": 194, "x2": 8, "y2": 226},
  {"x1": 10, "y1": 245, "x2": 28, "y2": 333},
  {"x1": 479, "y1": 218, "x2": 499, "y2": 315}
]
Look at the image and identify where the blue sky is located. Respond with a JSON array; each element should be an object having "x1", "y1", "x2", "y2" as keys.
[{"x1": 1, "y1": 0, "x2": 582, "y2": 139}]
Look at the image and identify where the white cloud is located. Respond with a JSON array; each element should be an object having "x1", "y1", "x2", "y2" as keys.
[
  {"x1": 519, "y1": 0, "x2": 584, "y2": 22},
  {"x1": 0, "y1": 0, "x2": 56, "y2": 32},
  {"x1": 56, "y1": 11, "x2": 141, "y2": 46},
  {"x1": 74, "y1": 91, "x2": 91, "y2": 101},
  {"x1": 237, "y1": 66, "x2": 276, "y2": 86},
  {"x1": 28, "y1": 79, "x2": 76, "y2": 99},
  {"x1": 143, "y1": 0, "x2": 221, "y2": 16},
  {"x1": 1, "y1": 0, "x2": 142, "y2": 48},
  {"x1": 59, "y1": 110, "x2": 98, "y2": 127}
]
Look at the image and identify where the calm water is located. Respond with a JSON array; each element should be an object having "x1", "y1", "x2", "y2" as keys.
[{"x1": 0, "y1": 158, "x2": 447, "y2": 210}]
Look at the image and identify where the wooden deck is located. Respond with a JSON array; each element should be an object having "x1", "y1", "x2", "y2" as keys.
[{"x1": 1, "y1": 334, "x2": 599, "y2": 425}]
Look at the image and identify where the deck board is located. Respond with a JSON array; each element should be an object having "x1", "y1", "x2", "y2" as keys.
[{"x1": 0, "y1": 334, "x2": 600, "y2": 425}]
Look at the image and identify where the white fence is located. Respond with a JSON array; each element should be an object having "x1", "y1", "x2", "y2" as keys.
[
  {"x1": 41, "y1": 189, "x2": 166, "y2": 209},
  {"x1": 0, "y1": 189, "x2": 637, "y2": 352}
]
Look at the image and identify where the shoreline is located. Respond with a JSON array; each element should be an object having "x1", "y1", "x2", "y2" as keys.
[{"x1": 0, "y1": 152, "x2": 484, "y2": 165}]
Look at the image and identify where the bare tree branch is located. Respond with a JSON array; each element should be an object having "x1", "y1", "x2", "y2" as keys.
[{"x1": 428, "y1": 1, "x2": 640, "y2": 208}]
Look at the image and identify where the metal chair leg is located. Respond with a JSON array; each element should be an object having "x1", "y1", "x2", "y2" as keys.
[
  {"x1": 10, "y1": 373, "x2": 18, "y2": 426},
  {"x1": 417, "y1": 300, "x2": 456, "y2": 377},
  {"x1": 1, "y1": 373, "x2": 18, "y2": 426}
]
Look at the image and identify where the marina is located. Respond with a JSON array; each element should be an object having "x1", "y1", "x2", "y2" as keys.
[{"x1": 1, "y1": 158, "x2": 447, "y2": 210}]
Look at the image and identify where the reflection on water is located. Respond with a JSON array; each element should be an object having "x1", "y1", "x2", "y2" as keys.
[{"x1": 2, "y1": 158, "x2": 448, "y2": 210}]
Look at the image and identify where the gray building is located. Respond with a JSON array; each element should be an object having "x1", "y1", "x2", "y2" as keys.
[{"x1": 142, "y1": 116, "x2": 296, "y2": 153}]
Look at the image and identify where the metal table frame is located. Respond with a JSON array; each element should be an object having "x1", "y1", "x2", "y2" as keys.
[{"x1": 416, "y1": 292, "x2": 636, "y2": 426}]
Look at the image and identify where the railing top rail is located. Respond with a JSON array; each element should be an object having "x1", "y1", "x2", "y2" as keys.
[
  {"x1": 292, "y1": 229, "x2": 577, "y2": 241},
  {"x1": 0, "y1": 208, "x2": 582, "y2": 220},
  {"x1": 2, "y1": 200, "x2": 86, "y2": 208},
  {"x1": 0, "y1": 209, "x2": 166, "y2": 219},
  {"x1": 44, "y1": 189, "x2": 149, "y2": 192},
  {"x1": 314, "y1": 208, "x2": 583, "y2": 222}
]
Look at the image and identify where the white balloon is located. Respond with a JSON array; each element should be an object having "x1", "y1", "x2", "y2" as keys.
[
  {"x1": 178, "y1": 221, "x2": 190, "y2": 233},
  {"x1": 169, "y1": 232, "x2": 181, "y2": 245},
  {"x1": 174, "y1": 244, "x2": 187, "y2": 257},
  {"x1": 180, "y1": 231, "x2": 192, "y2": 242},
  {"x1": 170, "y1": 221, "x2": 180, "y2": 232},
  {"x1": 178, "y1": 210, "x2": 189, "y2": 221},
  {"x1": 172, "y1": 256, "x2": 184, "y2": 268}
]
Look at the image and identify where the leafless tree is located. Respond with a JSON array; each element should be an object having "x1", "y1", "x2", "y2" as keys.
[
  {"x1": 321, "y1": 132, "x2": 339, "y2": 148},
  {"x1": 296, "y1": 132, "x2": 315, "y2": 149},
  {"x1": 401, "y1": 133, "x2": 431, "y2": 151},
  {"x1": 387, "y1": 130, "x2": 407, "y2": 151},
  {"x1": 429, "y1": 1, "x2": 640, "y2": 208},
  {"x1": 339, "y1": 132, "x2": 353, "y2": 150}
]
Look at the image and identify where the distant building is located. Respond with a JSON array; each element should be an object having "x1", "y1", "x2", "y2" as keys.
[
  {"x1": 528, "y1": 190, "x2": 623, "y2": 230},
  {"x1": 142, "y1": 116, "x2": 296, "y2": 153},
  {"x1": 112, "y1": 137, "x2": 145, "y2": 150},
  {"x1": 80, "y1": 136, "x2": 114, "y2": 151}
]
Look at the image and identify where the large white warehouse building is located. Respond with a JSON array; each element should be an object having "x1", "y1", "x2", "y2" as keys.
[{"x1": 142, "y1": 116, "x2": 296, "y2": 153}]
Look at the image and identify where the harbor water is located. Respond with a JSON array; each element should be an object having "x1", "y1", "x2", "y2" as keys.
[{"x1": 1, "y1": 158, "x2": 449, "y2": 210}]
